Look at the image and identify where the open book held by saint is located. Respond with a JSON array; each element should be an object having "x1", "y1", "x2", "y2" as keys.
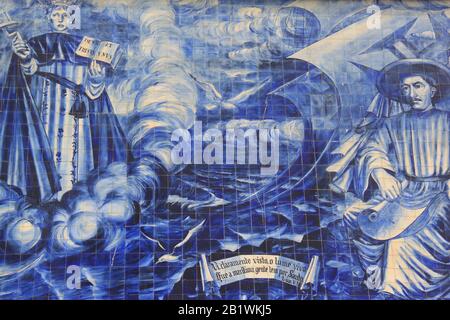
[{"x1": 0, "y1": 4, "x2": 128, "y2": 201}]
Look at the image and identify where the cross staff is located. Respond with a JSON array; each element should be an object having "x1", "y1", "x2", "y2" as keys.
[
  {"x1": 0, "y1": 9, "x2": 30, "y2": 63},
  {"x1": 0, "y1": 9, "x2": 19, "y2": 36}
]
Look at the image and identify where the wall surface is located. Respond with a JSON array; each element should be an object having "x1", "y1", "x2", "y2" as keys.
[{"x1": 0, "y1": 0, "x2": 448, "y2": 300}]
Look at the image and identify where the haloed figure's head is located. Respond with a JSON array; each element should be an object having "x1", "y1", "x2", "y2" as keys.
[
  {"x1": 48, "y1": 6, "x2": 70, "y2": 32},
  {"x1": 400, "y1": 75, "x2": 437, "y2": 111}
]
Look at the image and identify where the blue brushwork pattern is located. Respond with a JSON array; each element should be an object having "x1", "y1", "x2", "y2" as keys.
[{"x1": 0, "y1": 0, "x2": 448, "y2": 300}]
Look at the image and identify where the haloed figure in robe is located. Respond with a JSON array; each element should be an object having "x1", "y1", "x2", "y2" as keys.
[
  {"x1": 0, "y1": 5, "x2": 127, "y2": 201},
  {"x1": 344, "y1": 60, "x2": 449, "y2": 299}
]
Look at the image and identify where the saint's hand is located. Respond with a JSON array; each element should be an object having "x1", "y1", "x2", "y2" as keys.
[
  {"x1": 10, "y1": 32, "x2": 31, "y2": 61},
  {"x1": 89, "y1": 60, "x2": 106, "y2": 79},
  {"x1": 372, "y1": 168, "x2": 402, "y2": 201}
]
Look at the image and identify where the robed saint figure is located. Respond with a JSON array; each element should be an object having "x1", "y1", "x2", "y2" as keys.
[{"x1": 0, "y1": 5, "x2": 128, "y2": 201}]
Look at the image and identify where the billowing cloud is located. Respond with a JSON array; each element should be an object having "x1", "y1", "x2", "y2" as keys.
[{"x1": 182, "y1": 6, "x2": 321, "y2": 64}]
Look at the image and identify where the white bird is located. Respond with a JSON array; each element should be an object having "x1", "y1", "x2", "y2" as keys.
[
  {"x1": 155, "y1": 219, "x2": 206, "y2": 264},
  {"x1": 141, "y1": 230, "x2": 166, "y2": 250},
  {"x1": 173, "y1": 219, "x2": 206, "y2": 249},
  {"x1": 156, "y1": 254, "x2": 180, "y2": 264},
  {"x1": 188, "y1": 71, "x2": 271, "y2": 112}
]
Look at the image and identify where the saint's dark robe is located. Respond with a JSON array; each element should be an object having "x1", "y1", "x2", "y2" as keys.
[{"x1": 0, "y1": 32, "x2": 128, "y2": 201}]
